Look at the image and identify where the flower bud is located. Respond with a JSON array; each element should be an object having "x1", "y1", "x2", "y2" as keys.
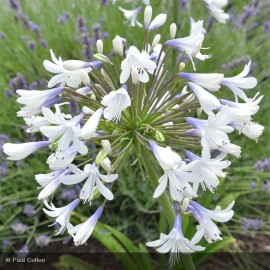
[
  {"x1": 101, "y1": 68, "x2": 106, "y2": 78},
  {"x1": 144, "y1": 6, "x2": 152, "y2": 29},
  {"x1": 131, "y1": 68, "x2": 139, "y2": 84},
  {"x1": 112, "y1": 35, "x2": 123, "y2": 56},
  {"x1": 155, "y1": 130, "x2": 165, "y2": 142},
  {"x1": 181, "y1": 198, "x2": 190, "y2": 213},
  {"x1": 91, "y1": 94, "x2": 96, "y2": 101},
  {"x1": 96, "y1": 39, "x2": 103, "y2": 54},
  {"x1": 101, "y1": 158, "x2": 112, "y2": 172},
  {"x1": 94, "y1": 53, "x2": 112, "y2": 65},
  {"x1": 101, "y1": 140, "x2": 112, "y2": 154},
  {"x1": 170, "y1": 23, "x2": 177, "y2": 39},
  {"x1": 90, "y1": 187, "x2": 100, "y2": 201},
  {"x1": 82, "y1": 106, "x2": 95, "y2": 115},
  {"x1": 149, "y1": 14, "x2": 167, "y2": 31},
  {"x1": 95, "y1": 149, "x2": 107, "y2": 165},
  {"x1": 179, "y1": 62, "x2": 185, "y2": 72},
  {"x1": 152, "y1": 34, "x2": 161, "y2": 49}
]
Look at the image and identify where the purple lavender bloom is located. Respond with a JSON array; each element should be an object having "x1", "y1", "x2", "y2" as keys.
[
  {"x1": 9, "y1": 73, "x2": 28, "y2": 90},
  {"x1": 61, "y1": 189, "x2": 76, "y2": 201},
  {"x1": 263, "y1": 20, "x2": 270, "y2": 31},
  {"x1": 58, "y1": 12, "x2": 70, "y2": 24},
  {"x1": 0, "y1": 32, "x2": 6, "y2": 39},
  {"x1": 102, "y1": 32, "x2": 109, "y2": 38},
  {"x1": 241, "y1": 217, "x2": 264, "y2": 231},
  {"x1": 99, "y1": 17, "x2": 105, "y2": 24},
  {"x1": 11, "y1": 222, "x2": 29, "y2": 234},
  {"x1": 262, "y1": 180, "x2": 270, "y2": 192},
  {"x1": 27, "y1": 40, "x2": 35, "y2": 50},
  {"x1": 23, "y1": 204, "x2": 37, "y2": 217},
  {"x1": 0, "y1": 162, "x2": 8, "y2": 178},
  {"x1": 251, "y1": 181, "x2": 256, "y2": 189},
  {"x1": 3, "y1": 240, "x2": 12, "y2": 247},
  {"x1": 29, "y1": 81, "x2": 39, "y2": 90},
  {"x1": 35, "y1": 235, "x2": 50, "y2": 247},
  {"x1": 9, "y1": 0, "x2": 20, "y2": 11},
  {"x1": 17, "y1": 245, "x2": 29, "y2": 258},
  {"x1": 62, "y1": 237, "x2": 71, "y2": 244},
  {"x1": 99, "y1": 0, "x2": 109, "y2": 6},
  {"x1": 254, "y1": 158, "x2": 270, "y2": 172},
  {"x1": 29, "y1": 22, "x2": 40, "y2": 35},
  {"x1": 40, "y1": 39, "x2": 48, "y2": 48}
]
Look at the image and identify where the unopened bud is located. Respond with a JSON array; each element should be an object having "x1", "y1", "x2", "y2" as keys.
[
  {"x1": 144, "y1": 6, "x2": 152, "y2": 29},
  {"x1": 101, "y1": 140, "x2": 112, "y2": 154},
  {"x1": 101, "y1": 158, "x2": 112, "y2": 172},
  {"x1": 91, "y1": 94, "x2": 96, "y2": 101},
  {"x1": 96, "y1": 39, "x2": 103, "y2": 54},
  {"x1": 90, "y1": 187, "x2": 100, "y2": 201},
  {"x1": 94, "y1": 53, "x2": 112, "y2": 65},
  {"x1": 170, "y1": 23, "x2": 177, "y2": 39},
  {"x1": 95, "y1": 149, "x2": 107, "y2": 165},
  {"x1": 181, "y1": 198, "x2": 190, "y2": 213},
  {"x1": 155, "y1": 130, "x2": 165, "y2": 142},
  {"x1": 131, "y1": 68, "x2": 139, "y2": 84},
  {"x1": 179, "y1": 62, "x2": 185, "y2": 72},
  {"x1": 152, "y1": 34, "x2": 161, "y2": 49},
  {"x1": 82, "y1": 106, "x2": 95, "y2": 115},
  {"x1": 101, "y1": 68, "x2": 106, "y2": 78},
  {"x1": 197, "y1": 107, "x2": 202, "y2": 117},
  {"x1": 112, "y1": 35, "x2": 123, "y2": 56}
]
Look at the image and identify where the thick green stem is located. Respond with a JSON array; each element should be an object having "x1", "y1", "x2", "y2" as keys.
[{"x1": 140, "y1": 146, "x2": 195, "y2": 270}]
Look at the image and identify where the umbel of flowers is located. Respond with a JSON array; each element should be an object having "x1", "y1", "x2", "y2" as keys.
[{"x1": 4, "y1": 4, "x2": 263, "y2": 267}]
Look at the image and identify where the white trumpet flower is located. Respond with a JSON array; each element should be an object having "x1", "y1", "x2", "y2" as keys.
[
  {"x1": 150, "y1": 141, "x2": 198, "y2": 201},
  {"x1": 146, "y1": 215, "x2": 205, "y2": 265},
  {"x1": 120, "y1": 46, "x2": 157, "y2": 84},
  {"x1": 43, "y1": 49, "x2": 101, "y2": 88},
  {"x1": 119, "y1": 6, "x2": 143, "y2": 27},
  {"x1": 221, "y1": 61, "x2": 257, "y2": 102},
  {"x1": 3, "y1": 141, "x2": 49, "y2": 161},
  {"x1": 101, "y1": 85, "x2": 131, "y2": 122},
  {"x1": 184, "y1": 150, "x2": 230, "y2": 193},
  {"x1": 165, "y1": 19, "x2": 210, "y2": 70},
  {"x1": 40, "y1": 106, "x2": 87, "y2": 155},
  {"x1": 43, "y1": 198, "x2": 80, "y2": 235},
  {"x1": 69, "y1": 206, "x2": 103, "y2": 246},
  {"x1": 188, "y1": 200, "x2": 234, "y2": 243},
  {"x1": 81, "y1": 108, "x2": 103, "y2": 139},
  {"x1": 187, "y1": 82, "x2": 220, "y2": 115},
  {"x1": 61, "y1": 164, "x2": 118, "y2": 202},
  {"x1": 179, "y1": 72, "x2": 223, "y2": 92}
]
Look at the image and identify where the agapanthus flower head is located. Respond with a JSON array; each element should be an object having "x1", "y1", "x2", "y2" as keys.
[{"x1": 3, "y1": 4, "x2": 263, "y2": 264}]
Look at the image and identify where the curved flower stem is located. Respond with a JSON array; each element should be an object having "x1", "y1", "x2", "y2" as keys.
[{"x1": 139, "y1": 145, "x2": 195, "y2": 270}]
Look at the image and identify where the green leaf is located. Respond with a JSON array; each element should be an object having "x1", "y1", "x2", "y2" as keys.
[
  {"x1": 193, "y1": 236, "x2": 236, "y2": 266},
  {"x1": 53, "y1": 255, "x2": 102, "y2": 270}
]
